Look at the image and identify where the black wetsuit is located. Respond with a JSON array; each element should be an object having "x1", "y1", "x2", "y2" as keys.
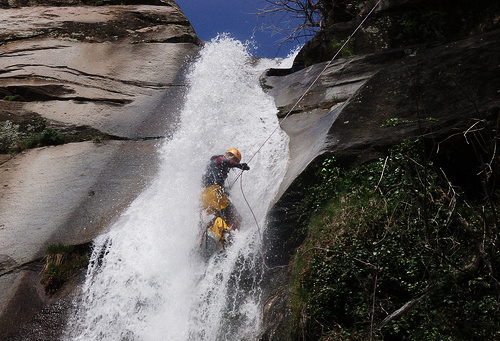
[
  {"x1": 202, "y1": 155, "x2": 246, "y2": 188},
  {"x1": 201, "y1": 155, "x2": 249, "y2": 229}
]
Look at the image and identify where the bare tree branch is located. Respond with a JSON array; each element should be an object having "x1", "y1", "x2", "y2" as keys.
[
  {"x1": 378, "y1": 284, "x2": 435, "y2": 329},
  {"x1": 256, "y1": 0, "x2": 363, "y2": 49}
]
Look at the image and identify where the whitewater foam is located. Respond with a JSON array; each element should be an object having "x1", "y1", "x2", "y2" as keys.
[{"x1": 66, "y1": 35, "x2": 293, "y2": 340}]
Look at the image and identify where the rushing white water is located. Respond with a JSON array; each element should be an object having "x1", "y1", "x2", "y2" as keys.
[{"x1": 66, "y1": 36, "x2": 296, "y2": 340}]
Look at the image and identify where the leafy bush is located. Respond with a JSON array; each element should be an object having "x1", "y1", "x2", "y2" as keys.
[
  {"x1": 40, "y1": 243, "x2": 89, "y2": 296},
  {"x1": 3, "y1": 94, "x2": 26, "y2": 102},
  {"x1": 21, "y1": 128, "x2": 64, "y2": 149},
  {"x1": 0, "y1": 121, "x2": 26, "y2": 152},
  {"x1": 290, "y1": 139, "x2": 500, "y2": 340}
]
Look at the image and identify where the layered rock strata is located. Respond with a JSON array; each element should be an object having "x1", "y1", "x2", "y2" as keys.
[
  {"x1": 264, "y1": 29, "x2": 500, "y2": 197},
  {"x1": 0, "y1": 2, "x2": 201, "y2": 338}
]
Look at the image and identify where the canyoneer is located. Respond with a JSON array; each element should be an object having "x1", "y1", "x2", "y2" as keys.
[{"x1": 199, "y1": 148, "x2": 250, "y2": 253}]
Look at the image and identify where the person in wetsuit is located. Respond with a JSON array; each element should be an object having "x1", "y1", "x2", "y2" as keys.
[
  {"x1": 202, "y1": 148, "x2": 250, "y2": 187},
  {"x1": 201, "y1": 148, "x2": 250, "y2": 230}
]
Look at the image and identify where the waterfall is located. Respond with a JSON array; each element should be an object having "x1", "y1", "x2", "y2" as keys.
[{"x1": 66, "y1": 36, "x2": 296, "y2": 340}]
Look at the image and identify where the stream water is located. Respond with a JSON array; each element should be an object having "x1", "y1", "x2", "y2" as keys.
[{"x1": 65, "y1": 36, "x2": 296, "y2": 340}]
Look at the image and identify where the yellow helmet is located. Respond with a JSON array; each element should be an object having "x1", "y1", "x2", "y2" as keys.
[{"x1": 226, "y1": 148, "x2": 242, "y2": 162}]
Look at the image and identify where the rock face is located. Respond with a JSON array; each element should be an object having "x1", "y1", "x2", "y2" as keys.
[
  {"x1": 293, "y1": 0, "x2": 500, "y2": 68},
  {"x1": 0, "y1": 2, "x2": 201, "y2": 338},
  {"x1": 1, "y1": 0, "x2": 499, "y2": 339},
  {"x1": 261, "y1": 26, "x2": 499, "y2": 341},
  {"x1": 264, "y1": 29, "x2": 500, "y2": 198}
]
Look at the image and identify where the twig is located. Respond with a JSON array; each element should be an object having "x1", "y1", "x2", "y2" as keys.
[
  {"x1": 378, "y1": 284, "x2": 434, "y2": 329},
  {"x1": 374, "y1": 156, "x2": 389, "y2": 194},
  {"x1": 370, "y1": 269, "x2": 379, "y2": 341}
]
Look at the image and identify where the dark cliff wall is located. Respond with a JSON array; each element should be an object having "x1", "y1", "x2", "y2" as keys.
[
  {"x1": 262, "y1": 1, "x2": 500, "y2": 339},
  {"x1": 293, "y1": 0, "x2": 500, "y2": 69}
]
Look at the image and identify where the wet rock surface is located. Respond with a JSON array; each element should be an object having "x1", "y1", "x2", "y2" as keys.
[
  {"x1": 1, "y1": 1, "x2": 498, "y2": 339},
  {"x1": 0, "y1": 1, "x2": 201, "y2": 338},
  {"x1": 264, "y1": 29, "x2": 500, "y2": 195},
  {"x1": 262, "y1": 28, "x2": 500, "y2": 338}
]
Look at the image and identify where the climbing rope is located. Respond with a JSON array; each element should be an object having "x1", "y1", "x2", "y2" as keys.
[
  {"x1": 235, "y1": 3, "x2": 384, "y2": 337},
  {"x1": 236, "y1": 0, "x2": 383, "y2": 271},
  {"x1": 241, "y1": 0, "x2": 383, "y2": 170}
]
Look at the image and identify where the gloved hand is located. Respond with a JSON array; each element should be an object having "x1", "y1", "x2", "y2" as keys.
[{"x1": 240, "y1": 163, "x2": 250, "y2": 171}]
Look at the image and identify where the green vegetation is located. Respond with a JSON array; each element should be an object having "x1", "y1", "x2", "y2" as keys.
[
  {"x1": 4, "y1": 127, "x2": 108, "y2": 153},
  {"x1": 41, "y1": 243, "x2": 90, "y2": 296},
  {"x1": 22, "y1": 128, "x2": 64, "y2": 149},
  {"x1": 381, "y1": 117, "x2": 405, "y2": 127},
  {"x1": 0, "y1": 120, "x2": 28, "y2": 151},
  {"x1": 400, "y1": 11, "x2": 446, "y2": 43},
  {"x1": 381, "y1": 117, "x2": 439, "y2": 127},
  {"x1": 330, "y1": 38, "x2": 355, "y2": 58},
  {"x1": 289, "y1": 133, "x2": 500, "y2": 340},
  {"x1": 3, "y1": 94, "x2": 26, "y2": 102},
  {"x1": 2, "y1": 127, "x2": 64, "y2": 153}
]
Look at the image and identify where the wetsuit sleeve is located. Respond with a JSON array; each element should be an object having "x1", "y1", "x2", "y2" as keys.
[
  {"x1": 235, "y1": 163, "x2": 250, "y2": 170},
  {"x1": 215, "y1": 157, "x2": 238, "y2": 167},
  {"x1": 215, "y1": 157, "x2": 249, "y2": 170}
]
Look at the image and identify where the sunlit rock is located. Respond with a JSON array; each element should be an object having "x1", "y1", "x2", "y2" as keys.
[{"x1": 0, "y1": 2, "x2": 201, "y2": 338}]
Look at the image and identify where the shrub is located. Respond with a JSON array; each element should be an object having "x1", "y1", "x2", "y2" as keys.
[
  {"x1": 22, "y1": 128, "x2": 64, "y2": 149},
  {"x1": 290, "y1": 139, "x2": 500, "y2": 340},
  {"x1": 40, "y1": 243, "x2": 89, "y2": 296},
  {"x1": 3, "y1": 94, "x2": 26, "y2": 102},
  {"x1": 0, "y1": 121, "x2": 26, "y2": 152}
]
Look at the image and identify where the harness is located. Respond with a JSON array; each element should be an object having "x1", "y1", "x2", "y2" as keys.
[{"x1": 200, "y1": 185, "x2": 232, "y2": 249}]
